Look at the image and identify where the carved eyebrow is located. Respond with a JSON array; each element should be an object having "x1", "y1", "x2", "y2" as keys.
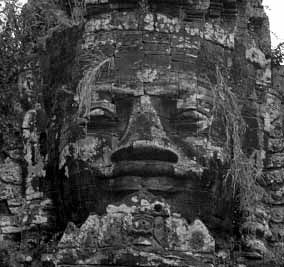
[
  {"x1": 94, "y1": 82, "x2": 215, "y2": 100},
  {"x1": 94, "y1": 83, "x2": 142, "y2": 96},
  {"x1": 95, "y1": 83, "x2": 182, "y2": 97}
]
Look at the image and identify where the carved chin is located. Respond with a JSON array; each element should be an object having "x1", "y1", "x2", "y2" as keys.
[
  {"x1": 101, "y1": 176, "x2": 201, "y2": 192},
  {"x1": 56, "y1": 192, "x2": 215, "y2": 266}
]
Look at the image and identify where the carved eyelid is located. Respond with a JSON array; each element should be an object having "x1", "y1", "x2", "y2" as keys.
[
  {"x1": 175, "y1": 107, "x2": 211, "y2": 118},
  {"x1": 89, "y1": 100, "x2": 116, "y2": 116},
  {"x1": 173, "y1": 108, "x2": 213, "y2": 131}
]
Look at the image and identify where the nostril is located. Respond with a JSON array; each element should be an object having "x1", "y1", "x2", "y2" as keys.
[{"x1": 111, "y1": 145, "x2": 178, "y2": 163}]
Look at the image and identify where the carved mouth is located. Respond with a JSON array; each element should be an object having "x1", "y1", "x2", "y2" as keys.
[
  {"x1": 105, "y1": 161, "x2": 177, "y2": 192},
  {"x1": 101, "y1": 175, "x2": 187, "y2": 192},
  {"x1": 112, "y1": 160, "x2": 175, "y2": 177},
  {"x1": 100, "y1": 161, "x2": 202, "y2": 192},
  {"x1": 111, "y1": 146, "x2": 179, "y2": 163}
]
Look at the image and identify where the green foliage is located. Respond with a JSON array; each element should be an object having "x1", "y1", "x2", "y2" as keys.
[
  {"x1": 0, "y1": 0, "x2": 24, "y2": 92},
  {"x1": 21, "y1": 0, "x2": 73, "y2": 42},
  {"x1": 272, "y1": 42, "x2": 284, "y2": 67},
  {"x1": 0, "y1": 0, "x2": 26, "y2": 151},
  {"x1": 0, "y1": 0, "x2": 77, "y2": 152}
]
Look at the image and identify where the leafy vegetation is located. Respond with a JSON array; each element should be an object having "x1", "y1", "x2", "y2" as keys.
[
  {"x1": 0, "y1": 0, "x2": 26, "y2": 153},
  {"x1": 212, "y1": 67, "x2": 264, "y2": 210},
  {"x1": 0, "y1": 0, "x2": 81, "y2": 154},
  {"x1": 272, "y1": 42, "x2": 284, "y2": 67}
]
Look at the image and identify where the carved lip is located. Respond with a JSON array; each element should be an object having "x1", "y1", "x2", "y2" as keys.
[
  {"x1": 107, "y1": 161, "x2": 177, "y2": 191},
  {"x1": 110, "y1": 160, "x2": 201, "y2": 179},
  {"x1": 111, "y1": 145, "x2": 179, "y2": 163},
  {"x1": 112, "y1": 160, "x2": 176, "y2": 178},
  {"x1": 100, "y1": 160, "x2": 202, "y2": 192},
  {"x1": 101, "y1": 175, "x2": 202, "y2": 192}
]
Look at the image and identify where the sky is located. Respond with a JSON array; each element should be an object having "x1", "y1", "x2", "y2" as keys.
[
  {"x1": 263, "y1": 0, "x2": 284, "y2": 47},
  {"x1": 2, "y1": 0, "x2": 284, "y2": 48}
]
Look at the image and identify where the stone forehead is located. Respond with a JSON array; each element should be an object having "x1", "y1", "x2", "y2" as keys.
[
  {"x1": 85, "y1": 0, "x2": 211, "y2": 7},
  {"x1": 81, "y1": 23, "x2": 230, "y2": 93},
  {"x1": 84, "y1": 0, "x2": 238, "y2": 23},
  {"x1": 91, "y1": 81, "x2": 213, "y2": 98},
  {"x1": 84, "y1": 0, "x2": 237, "y2": 11}
]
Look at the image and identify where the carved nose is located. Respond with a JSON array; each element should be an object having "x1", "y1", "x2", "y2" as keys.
[
  {"x1": 112, "y1": 96, "x2": 178, "y2": 163},
  {"x1": 111, "y1": 142, "x2": 178, "y2": 163}
]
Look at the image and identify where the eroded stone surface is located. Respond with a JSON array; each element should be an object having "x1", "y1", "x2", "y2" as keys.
[{"x1": 55, "y1": 192, "x2": 214, "y2": 266}]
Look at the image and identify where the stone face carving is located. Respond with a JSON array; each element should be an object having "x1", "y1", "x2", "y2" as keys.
[
  {"x1": 57, "y1": 1, "x2": 236, "y2": 265},
  {"x1": 61, "y1": 31, "x2": 230, "y2": 225},
  {"x1": 11, "y1": 0, "x2": 282, "y2": 266},
  {"x1": 49, "y1": 0, "x2": 271, "y2": 265}
]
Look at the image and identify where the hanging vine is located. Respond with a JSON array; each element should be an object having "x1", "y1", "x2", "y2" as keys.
[
  {"x1": 212, "y1": 66, "x2": 264, "y2": 210},
  {"x1": 76, "y1": 56, "x2": 114, "y2": 118}
]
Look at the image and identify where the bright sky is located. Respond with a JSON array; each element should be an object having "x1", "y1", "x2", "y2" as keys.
[
  {"x1": 4, "y1": 0, "x2": 284, "y2": 48},
  {"x1": 263, "y1": 0, "x2": 284, "y2": 47}
]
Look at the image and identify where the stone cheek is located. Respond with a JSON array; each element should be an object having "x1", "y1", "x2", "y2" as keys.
[{"x1": 60, "y1": 136, "x2": 113, "y2": 170}]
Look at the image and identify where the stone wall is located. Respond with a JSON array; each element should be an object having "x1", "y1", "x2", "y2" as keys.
[{"x1": 262, "y1": 65, "x2": 284, "y2": 261}]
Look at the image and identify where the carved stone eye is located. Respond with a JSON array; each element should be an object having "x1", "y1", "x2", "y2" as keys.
[
  {"x1": 89, "y1": 101, "x2": 117, "y2": 117},
  {"x1": 171, "y1": 109, "x2": 212, "y2": 133},
  {"x1": 175, "y1": 110, "x2": 205, "y2": 121},
  {"x1": 89, "y1": 108, "x2": 106, "y2": 117},
  {"x1": 89, "y1": 108, "x2": 116, "y2": 118},
  {"x1": 87, "y1": 108, "x2": 118, "y2": 129}
]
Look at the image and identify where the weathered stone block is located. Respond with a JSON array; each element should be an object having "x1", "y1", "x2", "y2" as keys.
[
  {"x1": 266, "y1": 153, "x2": 284, "y2": 169},
  {"x1": 0, "y1": 159, "x2": 22, "y2": 185},
  {"x1": 262, "y1": 170, "x2": 284, "y2": 187},
  {"x1": 0, "y1": 184, "x2": 22, "y2": 202},
  {"x1": 56, "y1": 192, "x2": 215, "y2": 266}
]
